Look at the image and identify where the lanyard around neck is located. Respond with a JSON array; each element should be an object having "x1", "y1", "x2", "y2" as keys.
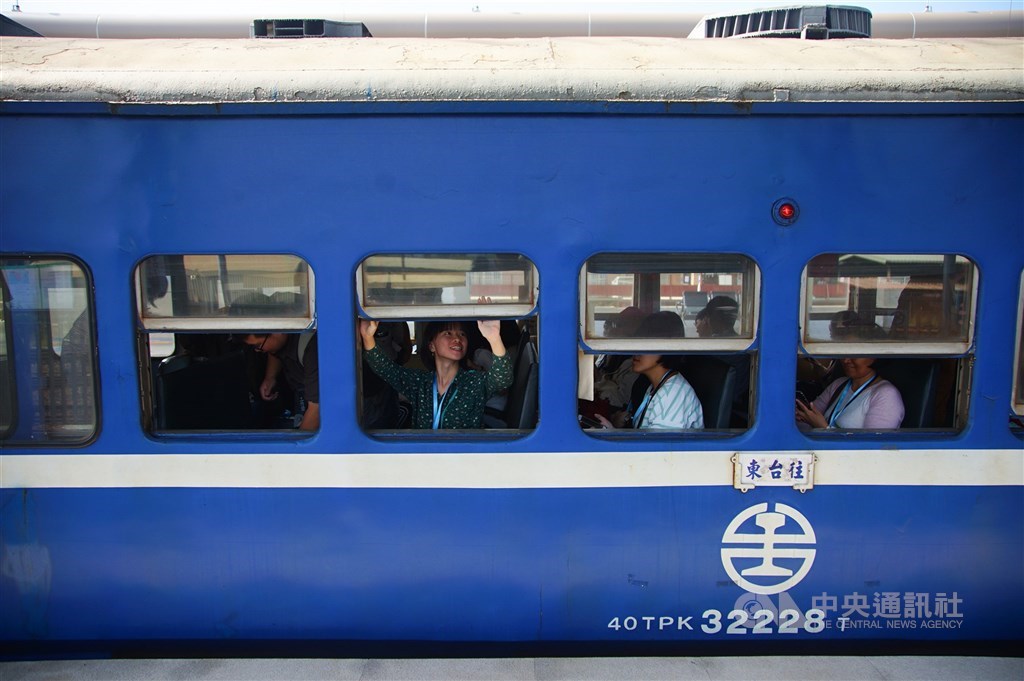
[
  {"x1": 827, "y1": 374, "x2": 877, "y2": 427},
  {"x1": 632, "y1": 370, "x2": 676, "y2": 429},
  {"x1": 432, "y1": 374, "x2": 457, "y2": 430}
]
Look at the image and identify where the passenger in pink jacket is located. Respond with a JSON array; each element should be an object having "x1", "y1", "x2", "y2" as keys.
[{"x1": 796, "y1": 357, "x2": 904, "y2": 430}]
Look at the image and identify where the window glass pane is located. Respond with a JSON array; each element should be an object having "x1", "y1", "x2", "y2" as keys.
[
  {"x1": 1015, "y1": 273, "x2": 1024, "y2": 416},
  {"x1": 584, "y1": 253, "x2": 757, "y2": 343},
  {"x1": 360, "y1": 253, "x2": 536, "y2": 311},
  {"x1": 1, "y1": 258, "x2": 98, "y2": 443},
  {"x1": 0, "y1": 294, "x2": 13, "y2": 437},
  {"x1": 803, "y1": 254, "x2": 975, "y2": 344},
  {"x1": 1016, "y1": 336, "x2": 1024, "y2": 414},
  {"x1": 358, "y1": 253, "x2": 538, "y2": 433},
  {"x1": 137, "y1": 254, "x2": 312, "y2": 328}
]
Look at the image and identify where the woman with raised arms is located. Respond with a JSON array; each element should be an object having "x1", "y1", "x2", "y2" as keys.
[{"x1": 359, "y1": 318, "x2": 512, "y2": 429}]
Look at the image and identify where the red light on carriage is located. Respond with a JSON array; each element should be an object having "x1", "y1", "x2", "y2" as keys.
[{"x1": 772, "y1": 198, "x2": 800, "y2": 226}]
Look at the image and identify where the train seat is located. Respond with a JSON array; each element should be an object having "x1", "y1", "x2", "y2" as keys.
[
  {"x1": 500, "y1": 339, "x2": 539, "y2": 430},
  {"x1": 155, "y1": 350, "x2": 252, "y2": 430},
  {"x1": 680, "y1": 357, "x2": 737, "y2": 429},
  {"x1": 874, "y1": 358, "x2": 939, "y2": 429}
]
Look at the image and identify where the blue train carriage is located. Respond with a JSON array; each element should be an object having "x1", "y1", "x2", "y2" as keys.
[{"x1": 1, "y1": 35, "x2": 1022, "y2": 655}]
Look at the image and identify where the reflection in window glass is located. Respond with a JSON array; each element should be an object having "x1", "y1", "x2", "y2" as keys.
[
  {"x1": 361, "y1": 254, "x2": 536, "y2": 308},
  {"x1": 1, "y1": 257, "x2": 98, "y2": 443},
  {"x1": 0, "y1": 295, "x2": 13, "y2": 437},
  {"x1": 1018, "y1": 326, "x2": 1024, "y2": 413},
  {"x1": 584, "y1": 253, "x2": 757, "y2": 342},
  {"x1": 802, "y1": 254, "x2": 975, "y2": 344},
  {"x1": 1015, "y1": 274, "x2": 1024, "y2": 417},
  {"x1": 137, "y1": 254, "x2": 311, "y2": 325}
]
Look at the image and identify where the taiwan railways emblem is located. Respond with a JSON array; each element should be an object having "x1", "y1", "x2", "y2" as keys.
[{"x1": 721, "y1": 503, "x2": 817, "y2": 595}]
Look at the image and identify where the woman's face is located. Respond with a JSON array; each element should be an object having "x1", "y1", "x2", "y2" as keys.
[
  {"x1": 841, "y1": 357, "x2": 875, "y2": 382},
  {"x1": 631, "y1": 354, "x2": 662, "y2": 375},
  {"x1": 695, "y1": 315, "x2": 712, "y2": 338},
  {"x1": 429, "y1": 325, "x2": 467, "y2": 363}
]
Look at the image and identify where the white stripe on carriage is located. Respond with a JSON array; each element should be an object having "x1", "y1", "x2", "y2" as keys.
[{"x1": 1, "y1": 449, "x2": 1021, "y2": 489}]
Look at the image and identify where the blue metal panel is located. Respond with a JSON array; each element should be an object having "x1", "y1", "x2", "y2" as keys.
[
  {"x1": 2, "y1": 111, "x2": 1022, "y2": 453},
  {"x1": 2, "y1": 102, "x2": 1022, "y2": 652},
  {"x1": 2, "y1": 487, "x2": 1020, "y2": 643}
]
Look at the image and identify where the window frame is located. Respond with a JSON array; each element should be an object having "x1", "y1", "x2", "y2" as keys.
[
  {"x1": 356, "y1": 252, "x2": 539, "y2": 321},
  {"x1": 133, "y1": 253, "x2": 318, "y2": 435},
  {"x1": 0, "y1": 272, "x2": 16, "y2": 440},
  {"x1": 134, "y1": 254, "x2": 316, "y2": 332},
  {"x1": 0, "y1": 254, "x2": 100, "y2": 446},
  {"x1": 1012, "y1": 271, "x2": 1024, "y2": 417},
  {"x1": 797, "y1": 252, "x2": 979, "y2": 435},
  {"x1": 356, "y1": 252, "x2": 540, "y2": 436},
  {"x1": 799, "y1": 252, "x2": 979, "y2": 357},
  {"x1": 578, "y1": 252, "x2": 760, "y2": 353},
  {"x1": 577, "y1": 252, "x2": 759, "y2": 435}
]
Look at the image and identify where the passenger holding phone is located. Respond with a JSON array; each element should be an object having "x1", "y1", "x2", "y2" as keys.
[
  {"x1": 796, "y1": 311, "x2": 904, "y2": 430},
  {"x1": 796, "y1": 357, "x2": 904, "y2": 430}
]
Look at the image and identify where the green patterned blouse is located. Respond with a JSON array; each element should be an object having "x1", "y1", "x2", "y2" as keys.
[{"x1": 364, "y1": 345, "x2": 513, "y2": 429}]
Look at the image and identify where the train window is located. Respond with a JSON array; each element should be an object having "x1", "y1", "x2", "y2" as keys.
[
  {"x1": 801, "y1": 254, "x2": 976, "y2": 354},
  {"x1": 358, "y1": 253, "x2": 538, "y2": 319},
  {"x1": 1012, "y1": 272, "x2": 1024, "y2": 423},
  {"x1": 0, "y1": 285, "x2": 14, "y2": 439},
  {"x1": 796, "y1": 253, "x2": 977, "y2": 433},
  {"x1": 0, "y1": 257, "x2": 99, "y2": 444},
  {"x1": 134, "y1": 254, "x2": 319, "y2": 434},
  {"x1": 357, "y1": 253, "x2": 538, "y2": 434},
  {"x1": 136, "y1": 254, "x2": 314, "y2": 331},
  {"x1": 579, "y1": 253, "x2": 759, "y2": 433}
]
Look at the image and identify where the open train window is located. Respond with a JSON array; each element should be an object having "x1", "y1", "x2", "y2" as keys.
[
  {"x1": 1012, "y1": 271, "x2": 1024, "y2": 431},
  {"x1": 356, "y1": 253, "x2": 538, "y2": 435},
  {"x1": 0, "y1": 256, "x2": 98, "y2": 444},
  {"x1": 134, "y1": 254, "x2": 319, "y2": 434},
  {"x1": 579, "y1": 253, "x2": 759, "y2": 434},
  {"x1": 797, "y1": 253, "x2": 977, "y2": 433}
]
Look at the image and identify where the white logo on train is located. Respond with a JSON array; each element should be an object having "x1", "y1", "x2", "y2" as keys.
[{"x1": 721, "y1": 503, "x2": 816, "y2": 595}]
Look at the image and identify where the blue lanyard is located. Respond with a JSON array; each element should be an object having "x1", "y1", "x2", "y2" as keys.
[
  {"x1": 632, "y1": 370, "x2": 675, "y2": 428},
  {"x1": 432, "y1": 374, "x2": 457, "y2": 430},
  {"x1": 827, "y1": 375, "x2": 877, "y2": 427}
]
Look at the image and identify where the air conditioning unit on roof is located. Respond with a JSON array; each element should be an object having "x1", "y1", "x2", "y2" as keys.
[
  {"x1": 251, "y1": 19, "x2": 372, "y2": 38},
  {"x1": 688, "y1": 5, "x2": 871, "y2": 40}
]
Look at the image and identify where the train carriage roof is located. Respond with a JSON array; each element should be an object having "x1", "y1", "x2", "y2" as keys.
[{"x1": 1, "y1": 36, "x2": 1022, "y2": 105}]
